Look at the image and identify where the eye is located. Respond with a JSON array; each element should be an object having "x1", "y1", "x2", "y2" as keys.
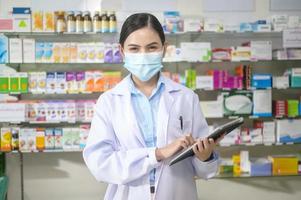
[
  {"x1": 129, "y1": 47, "x2": 139, "y2": 52},
  {"x1": 148, "y1": 46, "x2": 159, "y2": 51}
]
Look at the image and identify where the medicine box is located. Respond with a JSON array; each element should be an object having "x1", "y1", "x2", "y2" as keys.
[
  {"x1": 45, "y1": 128, "x2": 55, "y2": 150},
  {"x1": 269, "y1": 155, "x2": 298, "y2": 175},
  {"x1": 287, "y1": 100, "x2": 299, "y2": 117},
  {"x1": 252, "y1": 74, "x2": 272, "y2": 89},
  {"x1": 291, "y1": 68, "x2": 301, "y2": 88},
  {"x1": 23, "y1": 39, "x2": 36, "y2": 63},
  {"x1": 1, "y1": 127, "x2": 12, "y2": 152},
  {"x1": 276, "y1": 119, "x2": 301, "y2": 143},
  {"x1": 250, "y1": 158, "x2": 272, "y2": 176},
  {"x1": 12, "y1": 7, "x2": 31, "y2": 32},
  {"x1": 273, "y1": 76, "x2": 289, "y2": 89},
  {"x1": 9, "y1": 38, "x2": 23, "y2": 63}
]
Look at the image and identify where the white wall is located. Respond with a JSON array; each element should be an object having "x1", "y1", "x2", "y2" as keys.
[{"x1": 1, "y1": 0, "x2": 301, "y2": 200}]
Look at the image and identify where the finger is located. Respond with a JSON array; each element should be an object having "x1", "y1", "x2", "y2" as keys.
[
  {"x1": 185, "y1": 134, "x2": 195, "y2": 145},
  {"x1": 192, "y1": 144, "x2": 198, "y2": 155},
  {"x1": 209, "y1": 138, "x2": 216, "y2": 148},
  {"x1": 197, "y1": 139, "x2": 204, "y2": 152},
  {"x1": 215, "y1": 134, "x2": 225, "y2": 144},
  {"x1": 180, "y1": 139, "x2": 189, "y2": 148},
  {"x1": 203, "y1": 138, "x2": 210, "y2": 149}
]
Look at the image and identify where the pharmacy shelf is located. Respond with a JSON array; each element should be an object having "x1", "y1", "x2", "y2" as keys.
[
  {"x1": 195, "y1": 87, "x2": 301, "y2": 93},
  {"x1": 4, "y1": 59, "x2": 301, "y2": 66},
  {"x1": 2, "y1": 31, "x2": 282, "y2": 38},
  {"x1": 206, "y1": 115, "x2": 301, "y2": 120},
  {"x1": 8, "y1": 149, "x2": 83, "y2": 154},
  {"x1": 165, "y1": 31, "x2": 283, "y2": 38},
  {"x1": 4, "y1": 143, "x2": 300, "y2": 154},
  {"x1": 215, "y1": 173, "x2": 301, "y2": 179},
  {"x1": 16, "y1": 92, "x2": 102, "y2": 100},
  {"x1": 2, "y1": 32, "x2": 119, "y2": 37},
  {"x1": 0, "y1": 121, "x2": 92, "y2": 125},
  {"x1": 218, "y1": 142, "x2": 301, "y2": 148}
]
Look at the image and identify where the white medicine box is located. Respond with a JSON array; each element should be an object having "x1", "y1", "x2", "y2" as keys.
[{"x1": 12, "y1": 7, "x2": 31, "y2": 32}]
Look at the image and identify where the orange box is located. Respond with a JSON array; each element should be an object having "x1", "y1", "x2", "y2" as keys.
[
  {"x1": 269, "y1": 156, "x2": 298, "y2": 175},
  {"x1": 93, "y1": 70, "x2": 104, "y2": 92},
  {"x1": 36, "y1": 128, "x2": 45, "y2": 151},
  {"x1": 85, "y1": 71, "x2": 94, "y2": 92}
]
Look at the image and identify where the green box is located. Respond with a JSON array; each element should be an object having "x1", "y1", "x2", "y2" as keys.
[
  {"x1": 0, "y1": 73, "x2": 9, "y2": 93},
  {"x1": 9, "y1": 73, "x2": 19, "y2": 93},
  {"x1": 185, "y1": 69, "x2": 197, "y2": 90},
  {"x1": 19, "y1": 73, "x2": 28, "y2": 93},
  {"x1": 287, "y1": 100, "x2": 299, "y2": 117}
]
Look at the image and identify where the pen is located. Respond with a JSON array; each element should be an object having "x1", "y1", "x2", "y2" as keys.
[{"x1": 179, "y1": 116, "x2": 183, "y2": 130}]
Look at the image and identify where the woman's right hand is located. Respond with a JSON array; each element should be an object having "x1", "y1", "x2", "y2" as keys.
[{"x1": 155, "y1": 134, "x2": 195, "y2": 162}]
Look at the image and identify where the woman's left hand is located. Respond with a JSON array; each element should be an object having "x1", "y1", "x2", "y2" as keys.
[{"x1": 192, "y1": 138, "x2": 216, "y2": 162}]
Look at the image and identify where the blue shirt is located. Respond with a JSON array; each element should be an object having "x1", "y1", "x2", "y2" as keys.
[{"x1": 129, "y1": 74, "x2": 164, "y2": 186}]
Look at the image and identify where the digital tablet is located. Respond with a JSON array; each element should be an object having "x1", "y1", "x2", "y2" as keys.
[{"x1": 169, "y1": 117, "x2": 244, "y2": 166}]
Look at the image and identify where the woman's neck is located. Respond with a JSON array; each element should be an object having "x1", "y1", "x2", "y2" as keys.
[{"x1": 132, "y1": 73, "x2": 160, "y2": 97}]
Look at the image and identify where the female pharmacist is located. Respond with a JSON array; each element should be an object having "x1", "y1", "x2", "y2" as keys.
[{"x1": 83, "y1": 13, "x2": 220, "y2": 200}]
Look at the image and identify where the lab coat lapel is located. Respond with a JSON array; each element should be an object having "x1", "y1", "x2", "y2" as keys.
[
  {"x1": 157, "y1": 89, "x2": 174, "y2": 147},
  {"x1": 125, "y1": 93, "x2": 147, "y2": 147}
]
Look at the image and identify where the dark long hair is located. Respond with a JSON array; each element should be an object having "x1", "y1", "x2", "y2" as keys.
[{"x1": 119, "y1": 13, "x2": 165, "y2": 47}]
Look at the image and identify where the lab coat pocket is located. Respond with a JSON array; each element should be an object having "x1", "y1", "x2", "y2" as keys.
[{"x1": 168, "y1": 118, "x2": 192, "y2": 139}]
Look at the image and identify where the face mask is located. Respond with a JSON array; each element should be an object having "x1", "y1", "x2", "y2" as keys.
[{"x1": 123, "y1": 51, "x2": 163, "y2": 82}]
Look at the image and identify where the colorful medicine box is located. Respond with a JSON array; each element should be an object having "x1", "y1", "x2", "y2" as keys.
[
  {"x1": 291, "y1": 68, "x2": 301, "y2": 88},
  {"x1": 252, "y1": 74, "x2": 272, "y2": 89},
  {"x1": 269, "y1": 156, "x2": 298, "y2": 175}
]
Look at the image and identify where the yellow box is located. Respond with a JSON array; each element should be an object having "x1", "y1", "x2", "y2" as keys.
[
  {"x1": 1, "y1": 127, "x2": 12, "y2": 152},
  {"x1": 269, "y1": 156, "x2": 298, "y2": 175},
  {"x1": 232, "y1": 155, "x2": 241, "y2": 176},
  {"x1": 36, "y1": 128, "x2": 45, "y2": 151}
]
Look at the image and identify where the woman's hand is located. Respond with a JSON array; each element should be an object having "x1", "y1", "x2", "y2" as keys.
[
  {"x1": 192, "y1": 138, "x2": 215, "y2": 161},
  {"x1": 155, "y1": 134, "x2": 194, "y2": 161},
  {"x1": 192, "y1": 134, "x2": 224, "y2": 162}
]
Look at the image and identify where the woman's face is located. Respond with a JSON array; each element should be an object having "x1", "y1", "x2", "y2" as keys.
[{"x1": 120, "y1": 27, "x2": 166, "y2": 55}]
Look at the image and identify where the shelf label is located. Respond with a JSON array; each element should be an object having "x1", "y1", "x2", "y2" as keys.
[{"x1": 283, "y1": 28, "x2": 301, "y2": 48}]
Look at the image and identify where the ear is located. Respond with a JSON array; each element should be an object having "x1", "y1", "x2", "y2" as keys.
[
  {"x1": 162, "y1": 42, "x2": 168, "y2": 58},
  {"x1": 119, "y1": 44, "x2": 125, "y2": 59}
]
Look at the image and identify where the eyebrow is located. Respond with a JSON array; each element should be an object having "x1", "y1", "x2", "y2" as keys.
[{"x1": 127, "y1": 42, "x2": 160, "y2": 47}]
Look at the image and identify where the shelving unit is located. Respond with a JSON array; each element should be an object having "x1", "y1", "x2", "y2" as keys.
[{"x1": 1, "y1": 30, "x2": 301, "y2": 200}]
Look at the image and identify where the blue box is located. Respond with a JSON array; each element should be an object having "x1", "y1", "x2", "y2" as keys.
[
  {"x1": 0, "y1": 35, "x2": 8, "y2": 64},
  {"x1": 250, "y1": 159, "x2": 272, "y2": 176},
  {"x1": 240, "y1": 23, "x2": 252, "y2": 32},
  {"x1": 252, "y1": 74, "x2": 272, "y2": 89},
  {"x1": 12, "y1": 7, "x2": 31, "y2": 14},
  {"x1": 291, "y1": 68, "x2": 301, "y2": 88}
]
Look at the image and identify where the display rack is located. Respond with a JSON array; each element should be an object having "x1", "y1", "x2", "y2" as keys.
[{"x1": 1, "y1": 30, "x2": 301, "y2": 199}]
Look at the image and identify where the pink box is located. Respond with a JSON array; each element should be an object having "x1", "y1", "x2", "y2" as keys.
[{"x1": 0, "y1": 19, "x2": 13, "y2": 31}]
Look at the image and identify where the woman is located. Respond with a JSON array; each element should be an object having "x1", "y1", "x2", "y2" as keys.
[{"x1": 83, "y1": 13, "x2": 220, "y2": 200}]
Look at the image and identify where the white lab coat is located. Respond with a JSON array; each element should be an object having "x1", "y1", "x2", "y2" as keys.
[{"x1": 83, "y1": 75, "x2": 219, "y2": 200}]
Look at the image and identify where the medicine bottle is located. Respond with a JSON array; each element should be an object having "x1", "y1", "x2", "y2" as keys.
[
  {"x1": 109, "y1": 11, "x2": 117, "y2": 33},
  {"x1": 101, "y1": 11, "x2": 109, "y2": 33},
  {"x1": 75, "y1": 11, "x2": 84, "y2": 33},
  {"x1": 93, "y1": 11, "x2": 101, "y2": 33},
  {"x1": 56, "y1": 11, "x2": 66, "y2": 33},
  {"x1": 67, "y1": 11, "x2": 76, "y2": 32},
  {"x1": 83, "y1": 11, "x2": 92, "y2": 33}
]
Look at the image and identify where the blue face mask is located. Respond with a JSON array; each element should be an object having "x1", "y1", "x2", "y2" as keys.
[{"x1": 123, "y1": 51, "x2": 163, "y2": 82}]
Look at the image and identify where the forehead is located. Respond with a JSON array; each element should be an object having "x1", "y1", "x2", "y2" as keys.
[{"x1": 124, "y1": 27, "x2": 162, "y2": 46}]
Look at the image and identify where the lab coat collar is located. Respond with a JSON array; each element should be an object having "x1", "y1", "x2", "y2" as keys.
[{"x1": 111, "y1": 73, "x2": 182, "y2": 96}]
